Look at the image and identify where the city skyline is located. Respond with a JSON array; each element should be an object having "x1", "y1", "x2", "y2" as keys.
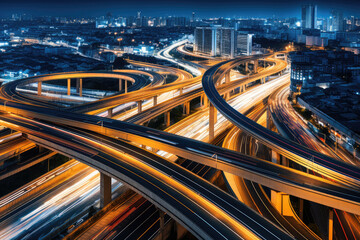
[
  {"x1": 1, "y1": 0, "x2": 360, "y2": 18},
  {"x1": 1, "y1": 0, "x2": 360, "y2": 239}
]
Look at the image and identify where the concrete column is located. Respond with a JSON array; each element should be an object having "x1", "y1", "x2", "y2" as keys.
[
  {"x1": 79, "y1": 78, "x2": 83, "y2": 97},
  {"x1": 38, "y1": 145, "x2": 45, "y2": 153},
  {"x1": 76, "y1": 78, "x2": 80, "y2": 93},
  {"x1": 107, "y1": 108, "x2": 113, "y2": 118},
  {"x1": 271, "y1": 150, "x2": 281, "y2": 164},
  {"x1": 253, "y1": 60, "x2": 258, "y2": 73},
  {"x1": 328, "y1": 208, "x2": 334, "y2": 240},
  {"x1": 165, "y1": 111, "x2": 170, "y2": 127},
  {"x1": 225, "y1": 71, "x2": 230, "y2": 84},
  {"x1": 271, "y1": 191, "x2": 292, "y2": 216},
  {"x1": 203, "y1": 94, "x2": 208, "y2": 108},
  {"x1": 153, "y1": 95, "x2": 157, "y2": 106},
  {"x1": 266, "y1": 108, "x2": 272, "y2": 130},
  {"x1": 119, "y1": 79, "x2": 122, "y2": 91},
  {"x1": 100, "y1": 172, "x2": 112, "y2": 208},
  {"x1": 137, "y1": 100, "x2": 142, "y2": 113},
  {"x1": 37, "y1": 81, "x2": 42, "y2": 96},
  {"x1": 76, "y1": 78, "x2": 83, "y2": 96},
  {"x1": 67, "y1": 78, "x2": 71, "y2": 96},
  {"x1": 209, "y1": 103, "x2": 217, "y2": 141},
  {"x1": 299, "y1": 199, "x2": 304, "y2": 220},
  {"x1": 224, "y1": 72, "x2": 231, "y2": 100},
  {"x1": 124, "y1": 80, "x2": 128, "y2": 93},
  {"x1": 159, "y1": 209, "x2": 165, "y2": 240},
  {"x1": 282, "y1": 157, "x2": 289, "y2": 167},
  {"x1": 183, "y1": 102, "x2": 190, "y2": 115},
  {"x1": 245, "y1": 62, "x2": 249, "y2": 72}
]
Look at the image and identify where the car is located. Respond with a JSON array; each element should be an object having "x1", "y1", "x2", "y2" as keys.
[
  {"x1": 76, "y1": 218, "x2": 84, "y2": 225},
  {"x1": 67, "y1": 224, "x2": 75, "y2": 233}
]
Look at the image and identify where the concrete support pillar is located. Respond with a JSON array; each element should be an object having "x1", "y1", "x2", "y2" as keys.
[
  {"x1": 165, "y1": 111, "x2": 170, "y2": 127},
  {"x1": 37, "y1": 81, "x2": 42, "y2": 96},
  {"x1": 76, "y1": 78, "x2": 83, "y2": 96},
  {"x1": 100, "y1": 172, "x2": 112, "y2": 208},
  {"x1": 76, "y1": 78, "x2": 80, "y2": 93},
  {"x1": 225, "y1": 71, "x2": 230, "y2": 84},
  {"x1": 38, "y1": 145, "x2": 45, "y2": 153},
  {"x1": 328, "y1": 208, "x2": 334, "y2": 240},
  {"x1": 159, "y1": 209, "x2": 165, "y2": 240},
  {"x1": 203, "y1": 94, "x2": 208, "y2": 108},
  {"x1": 107, "y1": 108, "x2": 113, "y2": 118},
  {"x1": 271, "y1": 150, "x2": 281, "y2": 164},
  {"x1": 223, "y1": 72, "x2": 231, "y2": 100},
  {"x1": 119, "y1": 79, "x2": 122, "y2": 91},
  {"x1": 299, "y1": 199, "x2": 304, "y2": 220},
  {"x1": 282, "y1": 157, "x2": 289, "y2": 167},
  {"x1": 153, "y1": 95, "x2": 157, "y2": 106},
  {"x1": 124, "y1": 80, "x2": 128, "y2": 94},
  {"x1": 79, "y1": 78, "x2": 83, "y2": 97},
  {"x1": 209, "y1": 103, "x2": 217, "y2": 141},
  {"x1": 137, "y1": 100, "x2": 142, "y2": 113},
  {"x1": 245, "y1": 62, "x2": 249, "y2": 72},
  {"x1": 271, "y1": 191, "x2": 292, "y2": 216},
  {"x1": 267, "y1": 108, "x2": 272, "y2": 130},
  {"x1": 253, "y1": 60, "x2": 258, "y2": 73},
  {"x1": 67, "y1": 78, "x2": 71, "y2": 96},
  {"x1": 183, "y1": 102, "x2": 190, "y2": 115}
]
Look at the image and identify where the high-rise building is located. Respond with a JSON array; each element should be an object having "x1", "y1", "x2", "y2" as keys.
[
  {"x1": 328, "y1": 10, "x2": 344, "y2": 32},
  {"x1": 194, "y1": 27, "x2": 252, "y2": 58},
  {"x1": 236, "y1": 33, "x2": 253, "y2": 56},
  {"x1": 301, "y1": 4, "x2": 317, "y2": 29},
  {"x1": 216, "y1": 28, "x2": 235, "y2": 58}
]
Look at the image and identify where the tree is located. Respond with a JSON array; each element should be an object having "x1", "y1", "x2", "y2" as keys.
[{"x1": 112, "y1": 57, "x2": 128, "y2": 69}]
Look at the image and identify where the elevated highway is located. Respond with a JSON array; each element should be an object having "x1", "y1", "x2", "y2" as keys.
[
  {"x1": 202, "y1": 56, "x2": 360, "y2": 190},
  {"x1": 1, "y1": 53, "x2": 360, "y2": 238},
  {"x1": 0, "y1": 113, "x2": 292, "y2": 240}
]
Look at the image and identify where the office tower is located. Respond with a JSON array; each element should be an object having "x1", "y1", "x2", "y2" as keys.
[
  {"x1": 236, "y1": 33, "x2": 253, "y2": 56},
  {"x1": 301, "y1": 4, "x2": 317, "y2": 29},
  {"x1": 194, "y1": 27, "x2": 252, "y2": 58},
  {"x1": 328, "y1": 10, "x2": 344, "y2": 32}
]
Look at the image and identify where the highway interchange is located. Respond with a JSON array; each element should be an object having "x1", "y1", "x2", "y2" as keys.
[{"x1": 0, "y1": 41, "x2": 359, "y2": 239}]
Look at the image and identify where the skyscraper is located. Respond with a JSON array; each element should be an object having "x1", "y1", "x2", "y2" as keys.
[
  {"x1": 328, "y1": 10, "x2": 344, "y2": 32},
  {"x1": 301, "y1": 4, "x2": 317, "y2": 29},
  {"x1": 194, "y1": 27, "x2": 252, "y2": 58},
  {"x1": 236, "y1": 33, "x2": 253, "y2": 56}
]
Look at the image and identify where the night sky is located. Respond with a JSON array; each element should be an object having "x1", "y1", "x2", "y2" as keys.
[{"x1": 1, "y1": 0, "x2": 359, "y2": 18}]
